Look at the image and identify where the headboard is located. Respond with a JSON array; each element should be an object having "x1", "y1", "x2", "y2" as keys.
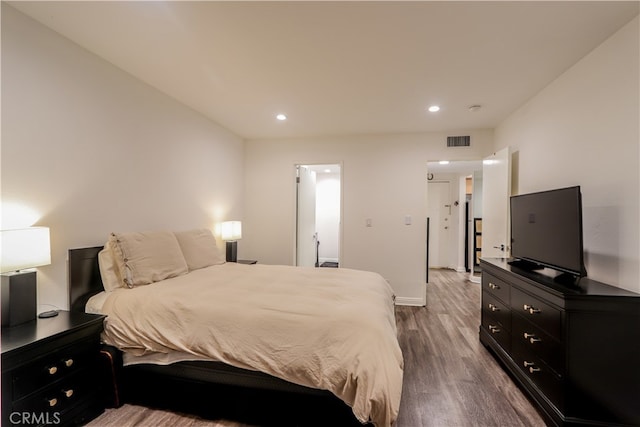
[{"x1": 68, "y1": 246, "x2": 104, "y2": 312}]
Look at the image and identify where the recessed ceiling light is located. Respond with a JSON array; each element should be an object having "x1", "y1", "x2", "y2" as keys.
[
  {"x1": 276, "y1": 113, "x2": 287, "y2": 121},
  {"x1": 439, "y1": 160, "x2": 450, "y2": 165},
  {"x1": 324, "y1": 169, "x2": 331, "y2": 173},
  {"x1": 428, "y1": 105, "x2": 440, "y2": 113}
]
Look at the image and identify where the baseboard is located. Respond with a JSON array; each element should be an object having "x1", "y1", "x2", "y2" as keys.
[{"x1": 395, "y1": 296, "x2": 426, "y2": 307}]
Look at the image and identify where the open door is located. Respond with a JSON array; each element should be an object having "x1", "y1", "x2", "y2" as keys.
[
  {"x1": 427, "y1": 181, "x2": 452, "y2": 268},
  {"x1": 296, "y1": 165, "x2": 317, "y2": 266},
  {"x1": 481, "y1": 147, "x2": 511, "y2": 259}
]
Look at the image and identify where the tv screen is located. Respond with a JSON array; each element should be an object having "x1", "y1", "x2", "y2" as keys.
[{"x1": 510, "y1": 186, "x2": 586, "y2": 278}]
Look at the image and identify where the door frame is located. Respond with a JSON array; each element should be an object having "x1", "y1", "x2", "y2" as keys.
[
  {"x1": 427, "y1": 179, "x2": 453, "y2": 269},
  {"x1": 293, "y1": 162, "x2": 344, "y2": 267}
]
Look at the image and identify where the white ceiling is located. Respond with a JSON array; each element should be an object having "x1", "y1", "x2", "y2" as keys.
[{"x1": 9, "y1": 1, "x2": 639, "y2": 140}]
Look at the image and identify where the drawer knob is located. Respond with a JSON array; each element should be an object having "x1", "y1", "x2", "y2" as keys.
[
  {"x1": 488, "y1": 324, "x2": 501, "y2": 334},
  {"x1": 47, "y1": 398, "x2": 58, "y2": 407},
  {"x1": 64, "y1": 358, "x2": 74, "y2": 367},
  {"x1": 524, "y1": 361, "x2": 541, "y2": 373},
  {"x1": 489, "y1": 282, "x2": 500, "y2": 290},
  {"x1": 524, "y1": 333, "x2": 542, "y2": 344},
  {"x1": 488, "y1": 303, "x2": 500, "y2": 312},
  {"x1": 63, "y1": 389, "x2": 74, "y2": 398},
  {"x1": 47, "y1": 366, "x2": 58, "y2": 375},
  {"x1": 523, "y1": 304, "x2": 541, "y2": 314}
]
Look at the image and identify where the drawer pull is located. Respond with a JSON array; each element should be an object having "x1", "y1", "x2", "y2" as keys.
[
  {"x1": 523, "y1": 332, "x2": 542, "y2": 344},
  {"x1": 47, "y1": 366, "x2": 58, "y2": 375},
  {"x1": 523, "y1": 304, "x2": 541, "y2": 314},
  {"x1": 488, "y1": 303, "x2": 500, "y2": 312},
  {"x1": 64, "y1": 358, "x2": 74, "y2": 367},
  {"x1": 47, "y1": 398, "x2": 58, "y2": 407},
  {"x1": 524, "y1": 361, "x2": 541, "y2": 373},
  {"x1": 488, "y1": 325, "x2": 501, "y2": 334},
  {"x1": 63, "y1": 389, "x2": 74, "y2": 398},
  {"x1": 489, "y1": 282, "x2": 500, "y2": 290}
]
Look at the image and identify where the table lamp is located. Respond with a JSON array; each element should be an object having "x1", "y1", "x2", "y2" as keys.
[
  {"x1": 221, "y1": 221, "x2": 242, "y2": 262},
  {"x1": 1, "y1": 227, "x2": 51, "y2": 327}
]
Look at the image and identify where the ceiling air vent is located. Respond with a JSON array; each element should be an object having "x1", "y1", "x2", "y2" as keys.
[{"x1": 447, "y1": 135, "x2": 471, "y2": 147}]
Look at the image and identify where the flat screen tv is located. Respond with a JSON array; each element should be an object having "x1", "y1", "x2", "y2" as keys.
[{"x1": 509, "y1": 186, "x2": 587, "y2": 280}]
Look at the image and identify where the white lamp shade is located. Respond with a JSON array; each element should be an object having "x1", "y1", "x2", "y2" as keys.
[
  {"x1": 0, "y1": 227, "x2": 51, "y2": 273},
  {"x1": 221, "y1": 221, "x2": 242, "y2": 241}
]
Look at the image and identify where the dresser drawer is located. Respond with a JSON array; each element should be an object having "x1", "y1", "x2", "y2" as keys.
[
  {"x1": 512, "y1": 340, "x2": 563, "y2": 410},
  {"x1": 13, "y1": 368, "x2": 99, "y2": 415},
  {"x1": 512, "y1": 313, "x2": 563, "y2": 375},
  {"x1": 511, "y1": 287, "x2": 562, "y2": 339},
  {"x1": 482, "y1": 291, "x2": 511, "y2": 330},
  {"x1": 12, "y1": 337, "x2": 99, "y2": 401},
  {"x1": 482, "y1": 273, "x2": 510, "y2": 304},
  {"x1": 482, "y1": 308, "x2": 511, "y2": 353}
]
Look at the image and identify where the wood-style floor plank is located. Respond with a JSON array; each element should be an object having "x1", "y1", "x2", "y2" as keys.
[
  {"x1": 88, "y1": 269, "x2": 546, "y2": 427},
  {"x1": 394, "y1": 269, "x2": 545, "y2": 427}
]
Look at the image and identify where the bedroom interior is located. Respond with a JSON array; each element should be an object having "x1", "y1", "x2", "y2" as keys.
[{"x1": 1, "y1": 1, "x2": 639, "y2": 427}]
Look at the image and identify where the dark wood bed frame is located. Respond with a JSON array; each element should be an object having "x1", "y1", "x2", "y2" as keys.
[{"x1": 68, "y1": 246, "x2": 366, "y2": 426}]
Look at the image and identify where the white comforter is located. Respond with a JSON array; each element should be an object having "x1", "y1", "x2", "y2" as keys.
[{"x1": 100, "y1": 263, "x2": 404, "y2": 426}]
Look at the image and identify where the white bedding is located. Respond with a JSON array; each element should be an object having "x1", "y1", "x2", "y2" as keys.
[{"x1": 99, "y1": 262, "x2": 403, "y2": 426}]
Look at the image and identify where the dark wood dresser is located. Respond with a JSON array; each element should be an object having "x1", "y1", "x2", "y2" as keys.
[
  {"x1": 480, "y1": 258, "x2": 640, "y2": 426},
  {"x1": 1, "y1": 311, "x2": 106, "y2": 426}
]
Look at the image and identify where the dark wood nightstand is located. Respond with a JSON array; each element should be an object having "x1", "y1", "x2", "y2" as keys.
[
  {"x1": 237, "y1": 260, "x2": 257, "y2": 265},
  {"x1": 1, "y1": 311, "x2": 106, "y2": 426}
]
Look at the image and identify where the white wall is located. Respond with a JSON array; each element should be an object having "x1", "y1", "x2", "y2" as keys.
[
  {"x1": 495, "y1": 16, "x2": 639, "y2": 292},
  {"x1": 244, "y1": 131, "x2": 494, "y2": 304},
  {"x1": 1, "y1": 5, "x2": 245, "y2": 310}
]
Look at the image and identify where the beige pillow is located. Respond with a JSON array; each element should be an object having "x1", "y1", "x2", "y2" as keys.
[
  {"x1": 174, "y1": 229, "x2": 225, "y2": 271},
  {"x1": 98, "y1": 240, "x2": 124, "y2": 292},
  {"x1": 108, "y1": 231, "x2": 188, "y2": 288}
]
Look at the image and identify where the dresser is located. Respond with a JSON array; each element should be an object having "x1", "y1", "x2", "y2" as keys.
[
  {"x1": 480, "y1": 258, "x2": 640, "y2": 426},
  {"x1": 1, "y1": 311, "x2": 106, "y2": 426}
]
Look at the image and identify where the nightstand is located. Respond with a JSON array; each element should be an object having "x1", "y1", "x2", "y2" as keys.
[
  {"x1": 1, "y1": 311, "x2": 106, "y2": 426},
  {"x1": 237, "y1": 259, "x2": 257, "y2": 265}
]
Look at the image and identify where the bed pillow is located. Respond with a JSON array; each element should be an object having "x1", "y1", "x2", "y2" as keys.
[
  {"x1": 174, "y1": 228, "x2": 225, "y2": 271},
  {"x1": 98, "y1": 240, "x2": 124, "y2": 292},
  {"x1": 109, "y1": 231, "x2": 189, "y2": 288}
]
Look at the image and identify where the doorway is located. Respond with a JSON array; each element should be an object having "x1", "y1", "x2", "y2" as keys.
[
  {"x1": 427, "y1": 181, "x2": 452, "y2": 268},
  {"x1": 295, "y1": 164, "x2": 341, "y2": 267},
  {"x1": 426, "y1": 151, "x2": 511, "y2": 282},
  {"x1": 427, "y1": 161, "x2": 483, "y2": 277}
]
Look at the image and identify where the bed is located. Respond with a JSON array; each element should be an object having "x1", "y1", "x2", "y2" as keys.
[{"x1": 68, "y1": 230, "x2": 403, "y2": 427}]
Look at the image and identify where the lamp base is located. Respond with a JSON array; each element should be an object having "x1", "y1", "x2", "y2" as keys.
[
  {"x1": 226, "y1": 241, "x2": 238, "y2": 263},
  {"x1": 1, "y1": 271, "x2": 37, "y2": 327}
]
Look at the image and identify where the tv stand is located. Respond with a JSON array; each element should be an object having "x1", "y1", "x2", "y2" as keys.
[{"x1": 480, "y1": 257, "x2": 640, "y2": 426}]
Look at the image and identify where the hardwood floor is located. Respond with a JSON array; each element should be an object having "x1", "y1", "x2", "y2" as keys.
[
  {"x1": 88, "y1": 269, "x2": 546, "y2": 427},
  {"x1": 394, "y1": 269, "x2": 545, "y2": 427}
]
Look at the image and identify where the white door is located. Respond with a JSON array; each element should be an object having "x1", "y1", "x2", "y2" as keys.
[
  {"x1": 481, "y1": 147, "x2": 511, "y2": 259},
  {"x1": 296, "y1": 166, "x2": 318, "y2": 266},
  {"x1": 427, "y1": 181, "x2": 451, "y2": 268}
]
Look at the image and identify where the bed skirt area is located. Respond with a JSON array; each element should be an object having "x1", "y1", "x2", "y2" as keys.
[{"x1": 99, "y1": 345, "x2": 370, "y2": 427}]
